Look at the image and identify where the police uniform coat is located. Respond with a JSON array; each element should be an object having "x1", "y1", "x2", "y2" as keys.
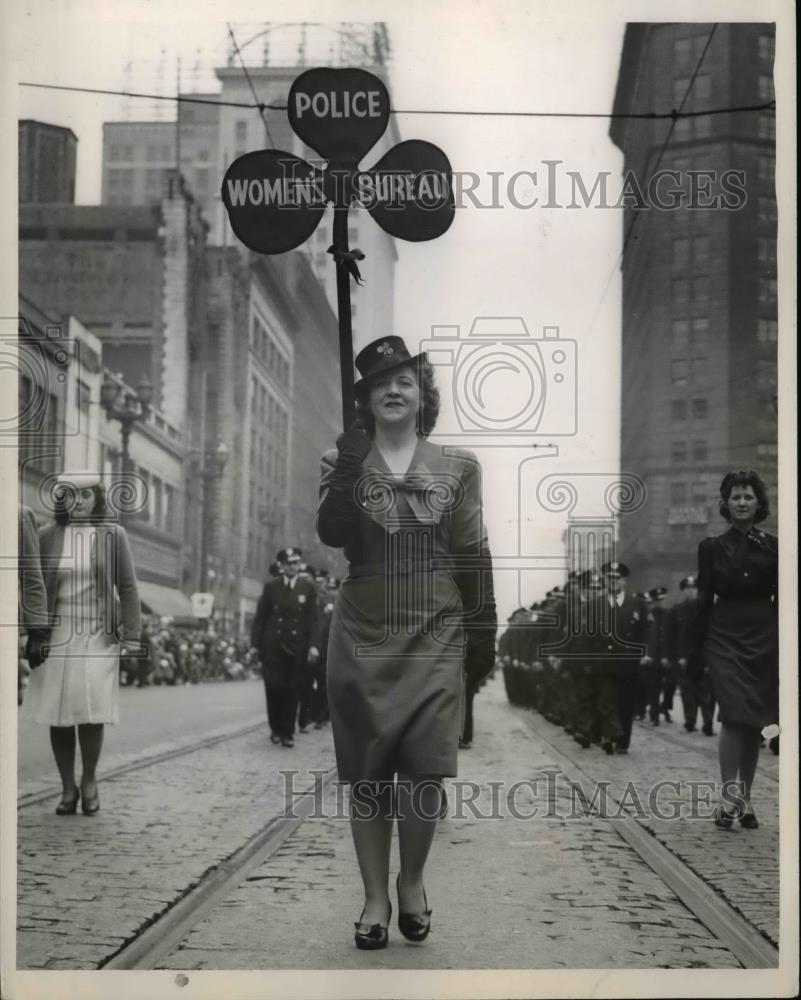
[{"x1": 250, "y1": 576, "x2": 322, "y2": 682}]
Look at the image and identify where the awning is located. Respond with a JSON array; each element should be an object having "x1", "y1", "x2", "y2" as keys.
[{"x1": 138, "y1": 581, "x2": 195, "y2": 618}]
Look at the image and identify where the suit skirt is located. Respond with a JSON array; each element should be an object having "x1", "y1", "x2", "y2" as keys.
[{"x1": 326, "y1": 569, "x2": 465, "y2": 782}]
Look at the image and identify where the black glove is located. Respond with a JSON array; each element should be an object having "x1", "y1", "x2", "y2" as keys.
[
  {"x1": 335, "y1": 423, "x2": 371, "y2": 467},
  {"x1": 25, "y1": 633, "x2": 48, "y2": 669}
]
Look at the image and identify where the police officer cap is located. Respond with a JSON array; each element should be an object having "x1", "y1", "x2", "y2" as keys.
[
  {"x1": 649, "y1": 586, "x2": 669, "y2": 599},
  {"x1": 277, "y1": 547, "x2": 303, "y2": 562},
  {"x1": 579, "y1": 569, "x2": 603, "y2": 587},
  {"x1": 600, "y1": 560, "x2": 630, "y2": 578},
  {"x1": 679, "y1": 575, "x2": 698, "y2": 590}
]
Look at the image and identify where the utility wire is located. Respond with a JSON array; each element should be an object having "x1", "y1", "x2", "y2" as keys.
[
  {"x1": 225, "y1": 23, "x2": 276, "y2": 147},
  {"x1": 18, "y1": 79, "x2": 774, "y2": 121}
]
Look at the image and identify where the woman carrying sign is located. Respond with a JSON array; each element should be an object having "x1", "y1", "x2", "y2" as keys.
[{"x1": 317, "y1": 336, "x2": 496, "y2": 949}]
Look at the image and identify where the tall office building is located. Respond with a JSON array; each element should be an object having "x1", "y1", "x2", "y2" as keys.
[
  {"x1": 19, "y1": 120, "x2": 77, "y2": 204},
  {"x1": 609, "y1": 23, "x2": 777, "y2": 591}
]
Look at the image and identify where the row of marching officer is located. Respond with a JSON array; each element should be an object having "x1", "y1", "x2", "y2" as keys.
[{"x1": 500, "y1": 561, "x2": 716, "y2": 755}]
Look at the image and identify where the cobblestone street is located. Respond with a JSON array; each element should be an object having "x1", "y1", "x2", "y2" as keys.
[{"x1": 14, "y1": 676, "x2": 783, "y2": 972}]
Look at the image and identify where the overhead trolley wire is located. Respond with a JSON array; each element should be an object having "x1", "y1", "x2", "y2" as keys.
[
  {"x1": 18, "y1": 79, "x2": 774, "y2": 121},
  {"x1": 225, "y1": 22, "x2": 276, "y2": 147}
]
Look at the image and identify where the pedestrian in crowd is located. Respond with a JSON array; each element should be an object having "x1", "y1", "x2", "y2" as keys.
[
  {"x1": 669, "y1": 575, "x2": 716, "y2": 735},
  {"x1": 250, "y1": 547, "x2": 321, "y2": 747},
  {"x1": 317, "y1": 336, "x2": 496, "y2": 949},
  {"x1": 599, "y1": 561, "x2": 650, "y2": 754},
  {"x1": 18, "y1": 504, "x2": 50, "y2": 704},
  {"x1": 21, "y1": 471, "x2": 142, "y2": 815},
  {"x1": 646, "y1": 586, "x2": 671, "y2": 724},
  {"x1": 693, "y1": 469, "x2": 778, "y2": 829}
]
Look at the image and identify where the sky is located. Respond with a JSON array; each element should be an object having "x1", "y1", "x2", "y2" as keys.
[{"x1": 8, "y1": 0, "x2": 633, "y2": 619}]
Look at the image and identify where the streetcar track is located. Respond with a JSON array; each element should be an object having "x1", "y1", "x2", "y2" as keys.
[
  {"x1": 17, "y1": 719, "x2": 267, "y2": 809},
  {"x1": 100, "y1": 766, "x2": 338, "y2": 970},
  {"x1": 518, "y1": 708, "x2": 779, "y2": 968}
]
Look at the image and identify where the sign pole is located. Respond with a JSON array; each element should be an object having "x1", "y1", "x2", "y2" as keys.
[{"x1": 332, "y1": 204, "x2": 356, "y2": 429}]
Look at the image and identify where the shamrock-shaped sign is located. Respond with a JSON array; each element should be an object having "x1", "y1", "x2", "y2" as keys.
[{"x1": 221, "y1": 68, "x2": 455, "y2": 255}]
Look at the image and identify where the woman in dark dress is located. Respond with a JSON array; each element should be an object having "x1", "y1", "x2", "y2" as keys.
[
  {"x1": 317, "y1": 336, "x2": 496, "y2": 949},
  {"x1": 694, "y1": 470, "x2": 778, "y2": 829}
]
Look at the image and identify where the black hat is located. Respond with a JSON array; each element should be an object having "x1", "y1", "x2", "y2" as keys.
[
  {"x1": 354, "y1": 336, "x2": 426, "y2": 388},
  {"x1": 649, "y1": 586, "x2": 669, "y2": 600},
  {"x1": 679, "y1": 575, "x2": 698, "y2": 590},
  {"x1": 277, "y1": 547, "x2": 303, "y2": 563},
  {"x1": 601, "y1": 560, "x2": 630, "y2": 578}
]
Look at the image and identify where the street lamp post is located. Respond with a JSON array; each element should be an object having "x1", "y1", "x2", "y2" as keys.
[
  {"x1": 100, "y1": 372, "x2": 153, "y2": 515},
  {"x1": 194, "y1": 441, "x2": 229, "y2": 594}
]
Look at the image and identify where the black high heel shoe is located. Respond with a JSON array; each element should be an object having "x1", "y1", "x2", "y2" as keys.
[
  {"x1": 739, "y1": 809, "x2": 759, "y2": 829},
  {"x1": 396, "y1": 873, "x2": 432, "y2": 942},
  {"x1": 354, "y1": 901, "x2": 391, "y2": 950},
  {"x1": 713, "y1": 804, "x2": 739, "y2": 829},
  {"x1": 55, "y1": 790, "x2": 80, "y2": 816}
]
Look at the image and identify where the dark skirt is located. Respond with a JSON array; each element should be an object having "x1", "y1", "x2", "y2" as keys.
[
  {"x1": 326, "y1": 570, "x2": 464, "y2": 782},
  {"x1": 704, "y1": 598, "x2": 778, "y2": 729}
]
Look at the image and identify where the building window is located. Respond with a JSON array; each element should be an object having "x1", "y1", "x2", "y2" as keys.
[
  {"x1": 758, "y1": 278, "x2": 778, "y2": 304},
  {"x1": 758, "y1": 34, "x2": 775, "y2": 62},
  {"x1": 694, "y1": 115, "x2": 711, "y2": 139},
  {"x1": 757, "y1": 319, "x2": 778, "y2": 343},
  {"x1": 758, "y1": 113, "x2": 776, "y2": 140},
  {"x1": 691, "y1": 317, "x2": 709, "y2": 344},
  {"x1": 693, "y1": 357, "x2": 710, "y2": 382},
  {"x1": 693, "y1": 277, "x2": 710, "y2": 302},
  {"x1": 671, "y1": 360, "x2": 689, "y2": 386},
  {"x1": 757, "y1": 237, "x2": 777, "y2": 266},
  {"x1": 692, "y1": 398, "x2": 708, "y2": 420},
  {"x1": 758, "y1": 74, "x2": 774, "y2": 101},
  {"x1": 694, "y1": 236, "x2": 710, "y2": 262},
  {"x1": 671, "y1": 400, "x2": 687, "y2": 422},
  {"x1": 672, "y1": 279, "x2": 690, "y2": 305},
  {"x1": 692, "y1": 440, "x2": 708, "y2": 463},
  {"x1": 693, "y1": 75, "x2": 711, "y2": 103},
  {"x1": 673, "y1": 38, "x2": 691, "y2": 62},
  {"x1": 109, "y1": 144, "x2": 121, "y2": 162},
  {"x1": 757, "y1": 196, "x2": 777, "y2": 224},
  {"x1": 672, "y1": 77, "x2": 691, "y2": 104},
  {"x1": 757, "y1": 443, "x2": 778, "y2": 458},
  {"x1": 671, "y1": 482, "x2": 687, "y2": 504},
  {"x1": 671, "y1": 319, "x2": 690, "y2": 348},
  {"x1": 671, "y1": 441, "x2": 688, "y2": 463},
  {"x1": 758, "y1": 156, "x2": 775, "y2": 184},
  {"x1": 672, "y1": 237, "x2": 690, "y2": 266}
]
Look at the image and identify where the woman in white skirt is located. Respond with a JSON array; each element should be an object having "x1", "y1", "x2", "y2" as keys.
[{"x1": 22, "y1": 470, "x2": 142, "y2": 815}]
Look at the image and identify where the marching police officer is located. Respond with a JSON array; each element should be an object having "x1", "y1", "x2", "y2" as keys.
[
  {"x1": 250, "y1": 547, "x2": 321, "y2": 747},
  {"x1": 599, "y1": 561, "x2": 650, "y2": 753},
  {"x1": 669, "y1": 575, "x2": 715, "y2": 735},
  {"x1": 646, "y1": 586, "x2": 671, "y2": 724}
]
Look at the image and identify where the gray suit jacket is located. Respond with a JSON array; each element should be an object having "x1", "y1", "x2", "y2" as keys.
[{"x1": 38, "y1": 520, "x2": 142, "y2": 643}]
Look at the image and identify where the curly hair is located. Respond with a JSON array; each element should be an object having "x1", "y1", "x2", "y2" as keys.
[
  {"x1": 718, "y1": 468, "x2": 770, "y2": 523},
  {"x1": 54, "y1": 484, "x2": 108, "y2": 525},
  {"x1": 354, "y1": 357, "x2": 440, "y2": 438}
]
